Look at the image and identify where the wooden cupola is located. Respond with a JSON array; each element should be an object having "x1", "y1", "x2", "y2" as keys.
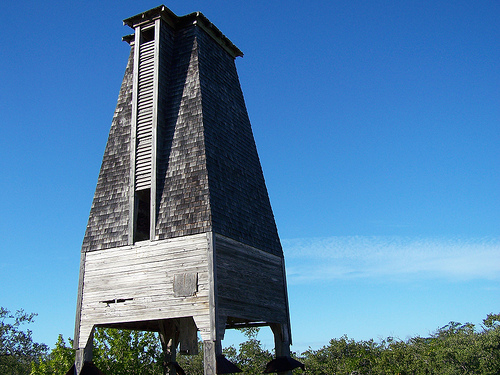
[{"x1": 73, "y1": 5, "x2": 298, "y2": 374}]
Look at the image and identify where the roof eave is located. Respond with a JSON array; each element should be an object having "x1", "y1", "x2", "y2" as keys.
[{"x1": 122, "y1": 5, "x2": 243, "y2": 58}]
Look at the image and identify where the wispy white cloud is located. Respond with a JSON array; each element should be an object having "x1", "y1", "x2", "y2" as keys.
[{"x1": 282, "y1": 236, "x2": 500, "y2": 284}]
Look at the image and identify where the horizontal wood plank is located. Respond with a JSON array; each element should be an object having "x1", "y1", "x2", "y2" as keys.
[{"x1": 77, "y1": 233, "x2": 212, "y2": 348}]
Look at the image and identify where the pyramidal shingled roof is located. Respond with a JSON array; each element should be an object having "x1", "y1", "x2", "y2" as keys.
[{"x1": 81, "y1": 8, "x2": 282, "y2": 256}]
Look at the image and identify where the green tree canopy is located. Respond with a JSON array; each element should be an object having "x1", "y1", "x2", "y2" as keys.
[
  {"x1": 0, "y1": 307, "x2": 49, "y2": 375},
  {"x1": 28, "y1": 311, "x2": 500, "y2": 375},
  {"x1": 301, "y1": 313, "x2": 500, "y2": 375},
  {"x1": 30, "y1": 335, "x2": 74, "y2": 375}
]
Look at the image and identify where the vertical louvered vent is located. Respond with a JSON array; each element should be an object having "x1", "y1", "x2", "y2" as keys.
[{"x1": 135, "y1": 35, "x2": 155, "y2": 191}]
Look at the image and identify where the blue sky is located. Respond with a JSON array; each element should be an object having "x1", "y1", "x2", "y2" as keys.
[{"x1": 1, "y1": 0, "x2": 499, "y2": 354}]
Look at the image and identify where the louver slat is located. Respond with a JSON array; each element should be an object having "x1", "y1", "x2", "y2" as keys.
[{"x1": 135, "y1": 39, "x2": 155, "y2": 191}]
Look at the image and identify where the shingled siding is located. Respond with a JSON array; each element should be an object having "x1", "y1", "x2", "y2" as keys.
[
  {"x1": 197, "y1": 28, "x2": 283, "y2": 257},
  {"x1": 81, "y1": 48, "x2": 133, "y2": 252},
  {"x1": 155, "y1": 26, "x2": 212, "y2": 239},
  {"x1": 81, "y1": 21, "x2": 281, "y2": 254}
]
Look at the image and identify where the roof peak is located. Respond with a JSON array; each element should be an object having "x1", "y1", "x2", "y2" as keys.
[{"x1": 123, "y1": 4, "x2": 243, "y2": 58}]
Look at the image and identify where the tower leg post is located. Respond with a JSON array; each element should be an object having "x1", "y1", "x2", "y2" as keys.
[
  {"x1": 74, "y1": 330, "x2": 94, "y2": 375},
  {"x1": 160, "y1": 320, "x2": 180, "y2": 375},
  {"x1": 203, "y1": 340, "x2": 222, "y2": 375},
  {"x1": 271, "y1": 324, "x2": 293, "y2": 375}
]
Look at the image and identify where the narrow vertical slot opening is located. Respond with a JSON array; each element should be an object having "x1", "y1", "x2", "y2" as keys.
[{"x1": 134, "y1": 188, "x2": 151, "y2": 242}]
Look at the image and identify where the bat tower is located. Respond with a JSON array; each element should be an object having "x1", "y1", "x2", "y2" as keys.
[{"x1": 73, "y1": 5, "x2": 301, "y2": 374}]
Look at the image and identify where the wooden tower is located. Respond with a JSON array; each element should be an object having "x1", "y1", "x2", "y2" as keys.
[{"x1": 73, "y1": 5, "x2": 299, "y2": 374}]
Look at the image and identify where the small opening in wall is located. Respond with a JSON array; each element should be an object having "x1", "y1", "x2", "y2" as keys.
[
  {"x1": 100, "y1": 298, "x2": 133, "y2": 306},
  {"x1": 141, "y1": 27, "x2": 155, "y2": 44},
  {"x1": 134, "y1": 188, "x2": 150, "y2": 242}
]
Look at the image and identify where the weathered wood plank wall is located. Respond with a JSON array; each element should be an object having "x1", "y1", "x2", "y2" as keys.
[
  {"x1": 76, "y1": 233, "x2": 212, "y2": 348},
  {"x1": 215, "y1": 234, "x2": 289, "y2": 327}
]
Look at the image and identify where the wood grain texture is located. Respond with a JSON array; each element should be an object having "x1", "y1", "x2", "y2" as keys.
[
  {"x1": 75, "y1": 9, "x2": 293, "y2": 361},
  {"x1": 76, "y1": 233, "x2": 212, "y2": 348},
  {"x1": 214, "y1": 234, "x2": 290, "y2": 326}
]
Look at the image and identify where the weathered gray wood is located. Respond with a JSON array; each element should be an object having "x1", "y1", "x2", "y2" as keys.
[
  {"x1": 73, "y1": 252, "x2": 86, "y2": 349},
  {"x1": 173, "y1": 272, "x2": 198, "y2": 297},
  {"x1": 203, "y1": 341, "x2": 216, "y2": 375},
  {"x1": 178, "y1": 317, "x2": 198, "y2": 355},
  {"x1": 75, "y1": 8, "x2": 294, "y2": 375},
  {"x1": 75, "y1": 329, "x2": 93, "y2": 375},
  {"x1": 214, "y1": 234, "x2": 289, "y2": 325},
  {"x1": 159, "y1": 320, "x2": 178, "y2": 375},
  {"x1": 128, "y1": 26, "x2": 140, "y2": 245},
  {"x1": 150, "y1": 18, "x2": 160, "y2": 240},
  {"x1": 206, "y1": 232, "x2": 218, "y2": 342},
  {"x1": 76, "y1": 233, "x2": 212, "y2": 348},
  {"x1": 135, "y1": 36, "x2": 155, "y2": 190}
]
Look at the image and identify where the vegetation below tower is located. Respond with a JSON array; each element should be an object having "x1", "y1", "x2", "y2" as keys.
[{"x1": 2, "y1": 307, "x2": 499, "y2": 374}]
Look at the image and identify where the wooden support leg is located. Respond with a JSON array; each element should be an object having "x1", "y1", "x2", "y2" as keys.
[
  {"x1": 75, "y1": 330, "x2": 93, "y2": 375},
  {"x1": 271, "y1": 324, "x2": 292, "y2": 375},
  {"x1": 159, "y1": 320, "x2": 179, "y2": 375},
  {"x1": 178, "y1": 317, "x2": 198, "y2": 355},
  {"x1": 203, "y1": 340, "x2": 221, "y2": 375}
]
